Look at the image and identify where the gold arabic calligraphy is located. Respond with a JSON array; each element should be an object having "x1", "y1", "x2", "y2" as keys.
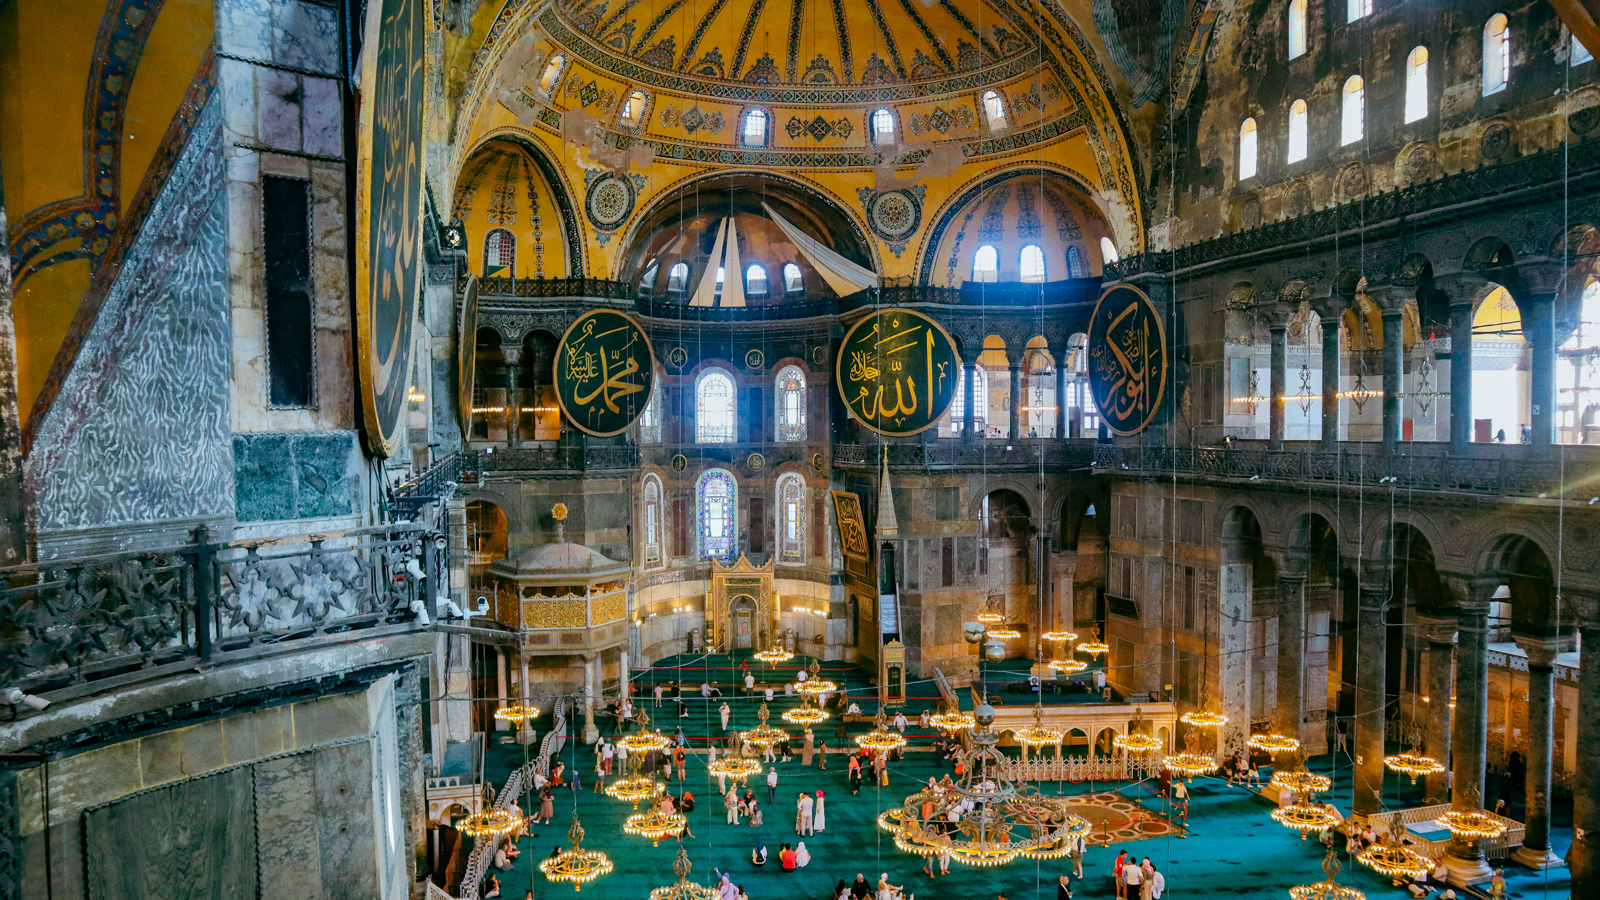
[
  {"x1": 556, "y1": 311, "x2": 654, "y2": 436},
  {"x1": 838, "y1": 311, "x2": 956, "y2": 435},
  {"x1": 1088, "y1": 287, "x2": 1166, "y2": 434}
]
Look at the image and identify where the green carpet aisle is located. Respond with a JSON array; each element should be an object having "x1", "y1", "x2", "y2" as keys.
[{"x1": 471, "y1": 656, "x2": 1575, "y2": 900}]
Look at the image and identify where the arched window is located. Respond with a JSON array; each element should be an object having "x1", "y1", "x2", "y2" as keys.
[
  {"x1": 696, "y1": 469, "x2": 737, "y2": 560},
  {"x1": 1347, "y1": 0, "x2": 1370, "y2": 22},
  {"x1": 1099, "y1": 236, "x2": 1120, "y2": 264},
  {"x1": 640, "y1": 258, "x2": 660, "y2": 291},
  {"x1": 696, "y1": 369, "x2": 737, "y2": 443},
  {"x1": 981, "y1": 90, "x2": 1007, "y2": 132},
  {"x1": 1020, "y1": 245, "x2": 1046, "y2": 283},
  {"x1": 950, "y1": 365, "x2": 988, "y2": 432},
  {"x1": 1066, "y1": 245, "x2": 1088, "y2": 278},
  {"x1": 621, "y1": 89, "x2": 648, "y2": 126},
  {"x1": 1483, "y1": 14, "x2": 1510, "y2": 95},
  {"x1": 783, "y1": 263, "x2": 804, "y2": 294},
  {"x1": 483, "y1": 228, "x2": 515, "y2": 277},
  {"x1": 1288, "y1": 99, "x2": 1309, "y2": 163},
  {"x1": 871, "y1": 108, "x2": 896, "y2": 146},
  {"x1": 1405, "y1": 47, "x2": 1429, "y2": 123},
  {"x1": 746, "y1": 264, "x2": 768, "y2": 297},
  {"x1": 972, "y1": 245, "x2": 999, "y2": 283},
  {"x1": 1287, "y1": 0, "x2": 1307, "y2": 59},
  {"x1": 1341, "y1": 75, "x2": 1365, "y2": 145},
  {"x1": 639, "y1": 381, "x2": 663, "y2": 444},
  {"x1": 1574, "y1": 30, "x2": 1594, "y2": 66},
  {"x1": 715, "y1": 266, "x2": 725, "y2": 295},
  {"x1": 742, "y1": 109, "x2": 769, "y2": 146},
  {"x1": 777, "y1": 473, "x2": 807, "y2": 563},
  {"x1": 538, "y1": 54, "x2": 566, "y2": 94},
  {"x1": 774, "y1": 365, "x2": 807, "y2": 442},
  {"x1": 667, "y1": 262, "x2": 691, "y2": 293},
  {"x1": 642, "y1": 474, "x2": 664, "y2": 565},
  {"x1": 1558, "y1": 278, "x2": 1600, "y2": 442},
  {"x1": 1239, "y1": 118, "x2": 1258, "y2": 180}
]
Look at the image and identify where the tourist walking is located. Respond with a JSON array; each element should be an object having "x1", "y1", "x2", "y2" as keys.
[
  {"x1": 1070, "y1": 834, "x2": 1085, "y2": 878},
  {"x1": 1113, "y1": 850, "x2": 1128, "y2": 900},
  {"x1": 721, "y1": 702, "x2": 731, "y2": 731},
  {"x1": 819, "y1": 741, "x2": 829, "y2": 770},
  {"x1": 849, "y1": 754, "x2": 862, "y2": 794},
  {"x1": 767, "y1": 767, "x2": 779, "y2": 804},
  {"x1": 1056, "y1": 875, "x2": 1073, "y2": 900},
  {"x1": 726, "y1": 787, "x2": 740, "y2": 825},
  {"x1": 803, "y1": 728, "x2": 815, "y2": 765}
]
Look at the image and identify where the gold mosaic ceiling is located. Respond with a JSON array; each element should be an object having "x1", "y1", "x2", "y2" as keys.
[{"x1": 553, "y1": 0, "x2": 1050, "y2": 89}]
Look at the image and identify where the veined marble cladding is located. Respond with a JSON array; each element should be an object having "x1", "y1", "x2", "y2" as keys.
[
  {"x1": 234, "y1": 431, "x2": 362, "y2": 522},
  {"x1": 25, "y1": 101, "x2": 233, "y2": 539}
]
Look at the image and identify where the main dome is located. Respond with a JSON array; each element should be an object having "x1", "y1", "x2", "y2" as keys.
[{"x1": 552, "y1": 0, "x2": 1042, "y2": 88}]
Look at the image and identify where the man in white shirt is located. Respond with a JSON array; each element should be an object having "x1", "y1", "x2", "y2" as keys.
[
  {"x1": 720, "y1": 701, "x2": 731, "y2": 731},
  {"x1": 797, "y1": 669, "x2": 808, "y2": 683},
  {"x1": 701, "y1": 682, "x2": 712, "y2": 698},
  {"x1": 745, "y1": 672, "x2": 755, "y2": 693},
  {"x1": 892, "y1": 711, "x2": 908, "y2": 732},
  {"x1": 797, "y1": 791, "x2": 815, "y2": 835},
  {"x1": 765, "y1": 686, "x2": 775, "y2": 702},
  {"x1": 766, "y1": 767, "x2": 779, "y2": 804},
  {"x1": 1122, "y1": 859, "x2": 1143, "y2": 895}
]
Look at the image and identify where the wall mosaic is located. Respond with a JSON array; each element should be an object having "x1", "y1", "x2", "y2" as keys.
[
  {"x1": 27, "y1": 102, "x2": 234, "y2": 535},
  {"x1": 858, "y1": 186, "x2": 925, "y2": 257},
  {"x1": 786, "y1": 116, "x2": 854, "y2": 142}
]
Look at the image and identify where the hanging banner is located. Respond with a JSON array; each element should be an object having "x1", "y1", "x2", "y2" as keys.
[
  {"x1": 835, "y1": 308, "x2": 960, "y2": 436},
  {"x1": 553, "y1": 309, "x2": 656, "y2": 437},
  {"x1": 354, "y1": 0, "x2": 427, "y2": 457},
  {"x1": 832, "y1": 490, "x2": 869, "y2": 561},
  {"x1": 455, "y1": 275, "x2": 480, "y2": 439},
  {"x1": 1086, "y1": 283, "x2": 1168, "y2": 435}
]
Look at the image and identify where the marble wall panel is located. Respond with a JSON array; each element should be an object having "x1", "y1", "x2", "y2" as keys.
[
  {"x1": 233, "y1": 431, "x2": 361, "y2": 522},
  {"x1": 25, "y1": 102, "x2": 233, "y2": 542}
]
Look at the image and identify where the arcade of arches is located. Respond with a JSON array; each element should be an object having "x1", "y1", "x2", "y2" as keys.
[{"x1": 7, "y1": 2, "x2": 1600, "y2": 900}]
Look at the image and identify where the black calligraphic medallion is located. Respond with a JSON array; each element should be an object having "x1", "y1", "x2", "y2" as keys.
[
  {"x1": 354, "y1": 0, "x2": 426, "y2": 457},
  {"x1": 554, "y1": 310, "x2": 656, "y2": 437},
  {"x1": 835, "y1": 308, "x2": 960, "y2": 436},
  {"x1": 1087, "y1": 284, "x2": 1168, "y2": 436}
]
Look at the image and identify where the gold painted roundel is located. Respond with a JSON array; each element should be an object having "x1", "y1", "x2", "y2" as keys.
[
  {"x1": 835, "y1": 308, "x2": 960, "y2": 436},
  {"x1": 1086, "y1": 284, "x2": 1168, "y2": 436}
]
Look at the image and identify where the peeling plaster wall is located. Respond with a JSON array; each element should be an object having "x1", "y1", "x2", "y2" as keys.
[{"x1": 1170, "y1": 0, "x2": 1600, "y2": 245}]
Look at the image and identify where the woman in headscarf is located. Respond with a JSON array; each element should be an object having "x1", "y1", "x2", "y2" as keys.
[
  {"x1": 715, "y1": 874, "x2": 739, "y2": 900},
  {"x1": 848, "y1": 754, "x2": 862, "y2": 794},
  {"x1": 876, "y1": 873, "x2": 903, "y2": 900},
  {"x1": 795, "y1": 842, "x2": 811, "y2": 868},
  {"x1": 813, "y1": 790, "x2": 826, "y2": 832},
  {"x1": 751, "y1": 842, "x2": 767, "y2": 866},
  {"x1": 833, "y1": 880, "x2": 850, "y2": 900}
]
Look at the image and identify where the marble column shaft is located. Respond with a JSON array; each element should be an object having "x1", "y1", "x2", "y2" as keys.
[
  {"x1": 1523, "y1": 652, "x2": 1556, "y2": 854},
  {"x1": 1353, "y1": 584, "x2": 1388, "y2": 816},
  {"x1": 1055, "y1": 364, "x2": 1068, "y2": 438},
  {"x1": 1009, "y1": 362, "x2": 1022, "y2": 440},
  {"x1": 1276, "y1": 573, "x2": 1306, "y2": 740},
  {"x1": 1269, "y1": 324, "x2": 1287, "y2": 450},
  {"x1": 962, "y1": 356, "x2": 978, "y2": 443},
  {"x1": 1569, "y1": 624, "x2": 1600, "y2": 893},
  {"x1": 1448, "y1": 600, "x2": 1490, "y2": 863},
  {"x1": 1424, "y1": 631, "x2": 1456, "y2": 805},
  {"x1": 1320, "y1": 313, "x2": 1340, "y2": 450},
  {"x1": 1448, "y1": 299, "x2": 1474, "y2": 453},
  {"x1": 1382, "y1": 309, "x2": 1404, "y2": 453},
  {"x1": 1524, "y1": 292, "x2": 1556, "y2": 447}
]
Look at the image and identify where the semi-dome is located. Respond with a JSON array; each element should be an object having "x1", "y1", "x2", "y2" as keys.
[{"x1": 554, "y1": 0, "x2": 1040, "y2": 89}]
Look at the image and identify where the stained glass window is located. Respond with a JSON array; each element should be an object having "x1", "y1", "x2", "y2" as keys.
[
  {"x1": 950, "y1": 365, "x2": 988, "y2": 433},
  {"x1": 643, "y1": 474, "x2": 664, "y2": 565},
  {"x1": 1066, "y1": 246, "x2": 1088, "y2": 278},
  {"x1": 697, "y1": 469, "x2": 737, "y2": 559},
  {"x1": 778, "y1": 474, "x2": 806, "y2": 562},
  {"x1": 696, "y1": 370, "x2": 736, "y2": 443},
  {"x1": 775, "y1": 365, "x2": 807, "y2": 442}
]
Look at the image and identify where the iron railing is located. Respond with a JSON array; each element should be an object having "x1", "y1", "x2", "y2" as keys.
[
  {"x1": 0, "y1": 523, "x2": 439, "y2": 697},
  {"x1": 476, "y1": 445, "x2": 640, "y2": 473},
  {"x1": 833, "y1": 440, "x2": 1099, "y2": 471},
  {"x1": 391, "y1": 452, "x2": 481, "y2": 521}
]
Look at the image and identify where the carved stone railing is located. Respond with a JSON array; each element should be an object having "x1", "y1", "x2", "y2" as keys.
[
  {"x1": 476, "y1": 445, "x2": 640, "y2": 474},
  {"x1": 1107, "y1": 132, "x2": 1600, "y2": 279},
  {"x1": 0, "y1": 523, "x2": 438, "y2": 698},
  {"x1": 1369, "y1": 804, "x2": 1524, "y2": 863},
  {"x1": 996, "y1": 754, "x2": 1163, "y2": 784},
  {"x1": 833, "y1": 440, "x2": 1099, "y2": 471},
  {"x1": 1092, "y1": 442, "x2": 1599, "y2": 499}
]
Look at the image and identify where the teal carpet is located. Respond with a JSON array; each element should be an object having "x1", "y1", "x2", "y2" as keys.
[{"x1": 468, "y1": 656, "x2": 1576, "y2": 900}]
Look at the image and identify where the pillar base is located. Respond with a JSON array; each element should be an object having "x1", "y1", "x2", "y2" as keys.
[
  {"x1": 1444, "y1": 853, "x2": 1495, "y2": 886},
  {"x1": 584, "y1": 723, "x2": 600, "y2": 744},
  {"x1": 516, "y1": 724, "x2": 537, "y2": 746},
  {"x1": 1511, "y1": 845, "x2": 1565, "y2": 870}
]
